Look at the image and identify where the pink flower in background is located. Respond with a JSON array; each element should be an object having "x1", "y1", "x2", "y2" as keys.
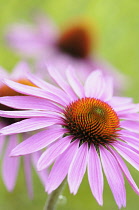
[
  {"x1": 0, "y1": 62, "x2": 47, "y2": 197},
  {"x1": 0, "y1": 65, "x2": 139, "y2": 208},
  {"x1": 5, "y1": 14, "x2": 125, "y2": 91}
]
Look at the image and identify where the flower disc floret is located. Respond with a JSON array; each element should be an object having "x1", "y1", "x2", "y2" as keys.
[{"x1": 63, "y1": 97, "x2": 119, "y2": 146}]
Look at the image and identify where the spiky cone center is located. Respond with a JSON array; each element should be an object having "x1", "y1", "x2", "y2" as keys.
[
  {"x1": 57, "y1": 21, "x2": 96, "y2": 58},
  {"x1": 64, "y1": 97, "x2": 120, "y2": 146}
]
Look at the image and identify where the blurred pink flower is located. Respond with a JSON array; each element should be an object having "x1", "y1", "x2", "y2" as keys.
[
  {"x1": 0, "y1": 65, "x2": 139, "y2": 208},
  {"x1": 5, "y1": 14, "x2": 126, "y2": 91},
  {"x1": 0, "y1": 62, "x2": 47, "y2": 197}
]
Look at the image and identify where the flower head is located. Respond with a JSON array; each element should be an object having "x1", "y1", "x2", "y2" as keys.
[
  {"x1": 0, "y1": 62, "x2": 47, "y2": 196},
  {"x1": 0, "y1": 66, "x2": 138, "y2": 208}
]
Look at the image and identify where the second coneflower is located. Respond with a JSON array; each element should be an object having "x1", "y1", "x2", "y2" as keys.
[
  {"x1": 0, "y1": 66, "x2": 138, "y2": 208},
  {"x1": 5, "y1": 14, "x2": 125, "y2": 91},
  {"x1": 0, "y1": 62, "x2": 47, "y2": 197}
]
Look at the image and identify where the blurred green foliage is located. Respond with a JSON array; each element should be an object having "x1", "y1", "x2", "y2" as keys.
[{"x1": 0, "y1": 0, "x2": 139, "y2": 209}]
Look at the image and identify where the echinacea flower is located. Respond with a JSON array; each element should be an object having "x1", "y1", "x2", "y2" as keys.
[
  {"x1": 0, "y1": 62, "x2": 47, "y2": 197},
  {"x1": 5, "y1": 14, "x2": 125, "y2": 91},
  {"x1": 0, "y1": 65, "x2": 138, "y2": 208}
]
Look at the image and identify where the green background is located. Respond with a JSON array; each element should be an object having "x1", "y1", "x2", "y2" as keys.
[{"x1": 0, "y1": 0, "x2": 139, "y2": 209}]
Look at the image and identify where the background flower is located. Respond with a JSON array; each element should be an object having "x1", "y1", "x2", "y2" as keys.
[{"x1": 5, "y1": 14, "x2": 126, "y2": 92}]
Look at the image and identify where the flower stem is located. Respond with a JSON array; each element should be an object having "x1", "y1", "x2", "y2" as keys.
[{"x1": 43, "y1": 179, "x2": 67, "y2": 210}]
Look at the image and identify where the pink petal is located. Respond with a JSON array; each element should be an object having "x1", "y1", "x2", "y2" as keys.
[
  {"x1": 23, "y1": 154, "x2": 33, "y2": 198},
  {"x1": 46, "y1": 141, "x2": 79, "y2": 193},
  {"x1": 113, "y1": 142, "x2": 139, "y2": 171},
  {"x1": 0, "y1": 96, "x2": 62, "y2": 112},
  {"x1": 0, "y1": 134, "x2": 5, "y2": 155},
  {"x1": 11, "y1": 127, "x2": 65, "y2": 156},
  {"x1": 87, "y1": 144, "x2": 103, "y2": 205},
  {"x1": 119, "y1": 134, "x2": 139, "y2": 150},
  {"x1": 119, "y1": 129, "x2": 139, "y2": 140},
  {"x1": 32, "y1": 151, "x2": 48, "y2": 186},
  {"x1": 113, "y1": 103, "x2": 136, "y2": 112},
  {"x1": 100, "y1": 76, "x2": 113, "y2": 101},
  {"x1": 47, "y1": 64, "x2": 77, "y2": 101},
  {"x1": 0, "y1": 110, "x2": 61, "y2": 118},
  {"x1": 118, "y1": 113, "x2": 139, "y2": 121},
  {"x1": 120, "y1": 120, "x2": 139, "y2": 133},
  {"x1": 4, "y1": 79, "x2": 67, "y2": 106},
  {"x1": 0, "y1": 117, "x2": 59, "y2": 135},
  {"x1": 2, "y1": 134, "x2": 20, "y2": 191},
  {"x1": 108, "y1": 96, "x2": 133, "y2": 107},
  {"x1": 12, "y1": 61, "x2": 30, "y2": 78},
  {"x1": 66, "y1": 66, "x2": 85, "y2": 98},
  {"x1": 37, "y1": 135, "x2": 72, "y2": 170},
  {"x1": 84, "y1": 70, "x2": 104, "y2": 98},
  {"x1": 68, "y1": 143, "x2": 88, "y2": 194},
  {"x1": 26, "y1": 71, "x2": 71, "y2": 103},
  {"x1": 114, "y1": 104, "x2": 139, "y2": 116},
  {"x1": 6, "y1": 23, "x2": 44, "y2": 55},
  {"x1": 100, "y1": 146, "x2": 126, "y2": 208},
  {"x1": 108, "y1": 146, "x2": 139, "y2": 195}
]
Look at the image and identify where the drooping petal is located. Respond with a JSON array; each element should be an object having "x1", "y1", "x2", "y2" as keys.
[
  {"x1": 68, "y1": 143, "x2": 88, "y2": 194},
  {"x1": 2, "y1": 134, "x2": 20, "y2": 191},
  {"x1": 32, "y1": 151, "x2": 48, "y2": 186},
  {"x1": 108, "y1": 146, "x2": 139, "y2": 195},
  {"x1": 0, "y1": 123, "x2": 5, "y2": 154},
  {"x1": 100, "y1": 146, "x2": 126, "y2": 208},
  {"x1": 0, "y1": 96, "x2": 62, "y2": 112},
  {"x1": 46, "y1": 141, "x2": 79, "y2": 193},
  {"x1": 23, "y1": 154, "x2": 33, "y2": 198},
  {"x1": 87, "y1": 144, "x2": 103, "y2": 205},
  {"x1": 37, "y1": 135, "x2": 72, "y2": 170},
  {"x1": 11, "y1": 127, "x2": 65, "y2": 156},
  {"x1": 0, "y1": 134, "x2": 5, "y2": 155},
  {"x1": 0, "y1": 117, "x2": 60, "y2": 135}
]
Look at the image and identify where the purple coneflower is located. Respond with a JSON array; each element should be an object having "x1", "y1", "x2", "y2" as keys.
[
  {"x1": 0, "y1": 62, "x2": 47, "y2": 197},
  {"x1": 5, "y1": 14, "x2": 125, "y2": 91},
  {"x1": 0, "y1": 66, "x2": 138, "y2": 208}
]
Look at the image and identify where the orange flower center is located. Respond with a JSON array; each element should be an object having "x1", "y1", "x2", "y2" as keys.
[
  {"x1": 64, "y1": 97, "x2": 119, "y2": 146},
  {"x1": 57, "y1": 22, "x2": 96, "y2": 58}
]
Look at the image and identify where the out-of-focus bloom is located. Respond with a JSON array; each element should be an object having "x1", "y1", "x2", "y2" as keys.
[
  {"x1": 5, "y1": 15, "x2": 125, "y2": 91},
  {"x1": 0, "y1": 62, "x2": 47, "y2": 197},
  {"x1": 0, "y1": 65, "x2": 139, "y2": 208}
]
